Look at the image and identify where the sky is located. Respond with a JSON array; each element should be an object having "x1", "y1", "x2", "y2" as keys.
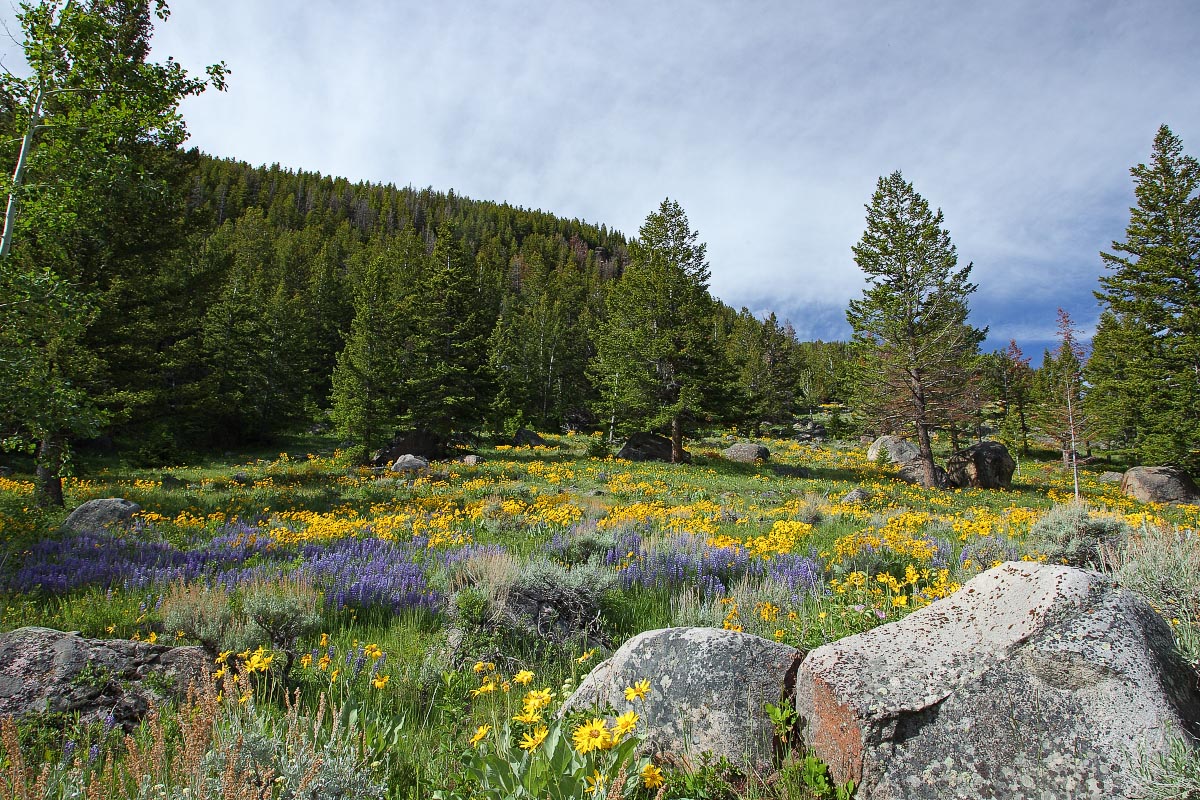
[{"x1": 4, "y1": 1, "x2": 1199, "y2": 357}]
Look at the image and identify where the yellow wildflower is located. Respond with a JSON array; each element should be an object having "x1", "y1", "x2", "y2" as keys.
[
  {"x1": 613, "y1": 710, "x2": 638, "y2": 739},
  {"x1": 584, "y1": 770, "x2": 607, "y2": 794},
  {"x1": 519, "y1": 726, "x2": 549, "y2": 751},
  {"x1": 624, "y1": 679, "x2": 651, "y2": 702},
  {"x1": 470, "y1": 724, "x2": 491, "y2": 747},
  {"x1": 372, "y1": 674, "x2": 390, "y2": 690},
  {"x1": 572, "y1": 718, "x2": 611, "y2": 754},
  {"x1": 642, "y1": 763, "x2": 665, "y2": 789},
  {"x1": 513, "y1": 669, "x2": 534, "y2": 686}
]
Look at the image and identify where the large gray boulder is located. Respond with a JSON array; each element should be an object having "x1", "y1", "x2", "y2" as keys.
[
  {"x1": 563, "y1": 627, "x2": 803, "y2": 771},
  {"x1": 0, "y1": 627, "x2": 208, "y2": 731},
  {"x1": 945, "y1": 441, "x2": 1016, "y2": 489},
  {"x1": 514, "y1": 428, "x2": 547, "y2": 447},
  {"x1": 793, "y1": 562, "x2": 1200, "y2": 800},
  {"x1": 616, "y1": 432, "x2": 689, "y2": 463},
  {"x1": 61, "y1": 498, "x2": 140, "y2": 534},
  {"x1": 866, "y1": 435, "x2": 919, "y2": 465},
  {"x1": 723, "y1": 442, "x2": 770, "y2": 463},
  {"x1": 1120, "y1": 466, "x2": 1200, "y2": 505}
]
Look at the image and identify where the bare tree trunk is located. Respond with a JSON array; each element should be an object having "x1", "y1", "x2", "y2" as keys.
[
  {"x1": 34, "y1": 434, "x2": 65, "y2": 508},
  {"x1": 671, "y1": 416, "x2": 684, "y2": 463}
]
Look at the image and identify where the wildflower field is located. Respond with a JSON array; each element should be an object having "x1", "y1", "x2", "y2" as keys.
[{"x1": 1, "y1": 432, "x2": 1198, "y2": 798}]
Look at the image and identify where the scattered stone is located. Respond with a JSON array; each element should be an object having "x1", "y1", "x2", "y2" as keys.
[
  {"x1": 866, "y1": 435, "x2": 920, "y2": 465},
  {"x1": 1120, "y1": 466, "x2": 1200, "y2": 505},
  {"x1": 945, "y1": 441, "x2": 1016, "y2": 489},
  {"x1": 0, "y1": 627, "x2": 208, "y2": 731},
  {"x1": 514, "y1": 428, "x2": 546, "y2": 447},
  {"x1": 563, "y1": 628, "x2": 804, "y2": 771},
  {"x1": 1097, "y1": 471, "x2": 1124, "y2": 484},
  {"x1": 231, "y1": 472, "x2": 253, "y2": 486},
  {"x1": 793, "y1": 562, "x2": 1200, "y2": 800},
  {"x1": 390, "y1": 454, "x2": 430, "y2": 473},
  {"x1": 0, "y1": 466, "x2": 12, "y2": 477},
  {"x1": 723, "y1": 443, "x2": 770, "y2": 463},
  {"x1": 896, "y1": 459, "x2": 948, "y2": 488},
  {"x1": 369, "y1": 429, "x2": 444, "y2": 466},
  {"x1": 61, "y1": 498, "x2": 141, "y2": 535},
  {"x1": 159, "y1": 474, "x2": 186, "y2": 490},
  {"x1": 460, "y1": 454, "x2": 484, "y2": 466},
  {"x1": 841, "y1": 487, "x2": 872, "y2": 504},
  {"x1": 616, "y1": 432, "x2": 690, "y2": 463},
  {"x1": 769, "y1": 464, "x2": 809, "y2": 478},
  {"x1": 585, "y1": 489, "x2": 605, "y2": 497},
  {"x1": 793, "y1": 421, "x2": 828, "y2": 442}
]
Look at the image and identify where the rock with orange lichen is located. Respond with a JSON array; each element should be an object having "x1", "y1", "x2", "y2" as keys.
[{"x1": 793, "y1": 562, "x2": 1200, "y2": 799}]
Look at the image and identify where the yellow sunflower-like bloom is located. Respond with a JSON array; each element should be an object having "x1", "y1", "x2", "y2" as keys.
[
  {"x1": 624, "y1": 678, "x2": 651, "y2": 702},
  {"x1": 518, "y1": 725, "x2": 549, "y2": 751},
  {"x1": 469, "y1": 724, "x2": 491, "y2": 747},
  {"x1": 613, "y1": 710, "x2": 638, "y2": 739},
  {"x1": 513, "y1": 669, "x2": 535, "y2": 686},
  {"x1": 584, "y1": 770, "x2": 607, "y2": 794},
  {"x1": 642, "y1": 762, "x2": 665, "y2": 788},
  {"x1": 523, "y1": 688, "x2": 554, "y2": 712},
  {"x1": 572, "y1": 718, "x2": 611, "y2": 754},
  {"x1": 513, "y1": 708, "x2": 543, "y2": 725},
  {"x1": 372, "y1": 674, "x2": 390, "y2": 689}
]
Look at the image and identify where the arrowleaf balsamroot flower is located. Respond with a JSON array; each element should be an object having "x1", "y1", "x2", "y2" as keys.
[
  {"x1": 613, "y1": 710, "x2": 638, "y2": 740},
  {"x1": 642, "y1": 762, "x2": 665, "y2": 788},
  {"x1": 624, "y1": 678, "x2": 651, "y2": 702},
  {"x1": 470, "y1": 724, "x2": 491, "y2": 747},
  {"x1": 572, "y1": 718, "x2": 611, "y2": 754},
  {"x1": 518, "y1": 725, "x2": 548, "y2": 751},
  {"x1": 513, "y1": 669, "x2": 534, "y2": 685}
]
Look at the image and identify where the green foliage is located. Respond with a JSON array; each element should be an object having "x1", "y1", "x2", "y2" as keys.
[
  {"x1": 845, "y1": 171, "x2": 984, "y2": 484},
  {"x1": 241, "y1": 574, "x2": 324, "y2": 656},
  {"x1": 1092, "y1": 124, "x2": 1200, "y2": 474},
  {"x1": 1028, "y1": 501, "x2": 1130, "y2": 569},
  {"x1": 1113, "y1": 526, "x2": 1200, "y2": 666},
  {"x1": 1132, "y1": 734, "x2": 1200, "y2": 800}
]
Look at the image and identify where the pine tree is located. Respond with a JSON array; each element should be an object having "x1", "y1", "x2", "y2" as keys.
[
  {"x1": 1091, "y1": 124, "x2": 1200, "y2": 472},
  {"x1": 589, "y1": 199, "x2": 722, "y2": 461},
  {"x1": 402, "y1": 222, "x2": 493, "y2": 438},
  {"x1": 994, "y1": 340, "x2": 1034, "y2": 456},
  {"x1": 1032, "y1": 310, "x2": 1090, "y2": 485},
  {"x1": 846, "y1": 171, "x2": 985, "y2": 487}
]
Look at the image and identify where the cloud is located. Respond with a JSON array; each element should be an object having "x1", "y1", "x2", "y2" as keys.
[{"x1": 2, "y1": 0, "x2": 1196, "y2": 352}]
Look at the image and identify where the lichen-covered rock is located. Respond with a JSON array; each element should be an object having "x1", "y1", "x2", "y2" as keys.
[
  {"x1": 723, "y1": 443, "x2": 770, "y2": 463},
  {"x1": 866, "y1": 435, "x2": 919, "y2": 465},
  {"x1": 945, "y1": 441, "x2": 1016, "y2": 489},
  {"x1": 794, "y1": 562, "x2": 1200, "y2": 800},
  {"x1": 841, "y1": 487, "x2": 872, "y2": 504},
  {"x1": 562, "y1": 627, "x2": 803, "y2": 771},
  {"x1": 0, "y1": 627, "x2": 208, "y2": 730},
  {"x1": 1120, "y1": 465, "x2": 1200, "y2": 505},
  {"x1": 61, "y1": 498, "x2": 141, "y2": 534},
  {"x1": 1098, "y1": 471, "x2": 1124, "y2": 484}
]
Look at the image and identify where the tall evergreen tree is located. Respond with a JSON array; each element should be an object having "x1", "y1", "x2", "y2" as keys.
[
  {"x1": 1090, "y1": 124, "x2": 1200, "y2": 472},
  {"x1": 403, "y1": 222, "x2": 493, "y2": 438},
  {"x1": 590, "y1": 199, "x2": 722, "y2": 461},
  {"x1": 846, "y1": 171, "x2": 985, "y2": 487}
]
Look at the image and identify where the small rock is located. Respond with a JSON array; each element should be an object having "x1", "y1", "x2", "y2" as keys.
[
  {"x1": 1097, "y1": 471, "x2": 1124, "y2": 484},
  {"x1": 0, "y1": 466, "x2": 12, "y2": 477},
  {"x1": 514, "y1": 428, "x2": 546, "y2": 447},
  {"x1": 61, "y1": 498, "x2": 141, "y2": 534},
  {"x1": 159, "y1": 474, "x2": 186, "y2": 490},
  {"x1": 842, "y1": 487, "x2": 872, "y2": 504},
  {"x1": 460, "y1": 454, "x2": 484, "y2": 466},
  {"x1": 390, "y1": 454, "x2": 430, "y2": 473},
  {"x1": 723, "y1": 443, "x2": 770, "y2": 463}
]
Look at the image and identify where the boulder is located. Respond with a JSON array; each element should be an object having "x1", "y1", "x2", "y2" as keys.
[
  {"x1": 616, "y1": 432, "x2": 690, "y2": 463},
  {"x1": 866, "y1": 435, "x2": 919, "y2": 465},
  {"x1": 563, "y1": 627, "x2": 803, "y2": 771},
  {"x1": 1097, "y1": 471, "x2": 1124, "y2": 484},
  {"x1": 61, "y1": 498, "x2": 141, "y2": 534},
  {"x1": 1120, "y1": 466, "x2": 1200, "y2": 505},
  {"x1": 0, "y1": 627, "x2": 208, "y2": 730},
  {"x1": 369, "y1": 429, "x2": 444, "y2": 466},
  {"x1": 390, "y1": 454, "x2": 430, "y2": 473},
  {"x1": 0, "y1": 466, "x2": 12, "y2": 477},
  {"x1": 794, "y1": 562, "x2": 1200, "y2": 800},
  {"x1": 896, "y1": 459, "x2": 948, "y2": 488},
  {"x1": 514, "y1": 428, "x2": 546, "y2": 447},
  {"x1": 841, "y1": 487, "x2": 872, "y2": 504},
  {"x1": 944, "y1": 441, "x2": 1016, "y2": 489},
  {"x1": 723, "y1": 443, "x2": 770, "y2": 463}
]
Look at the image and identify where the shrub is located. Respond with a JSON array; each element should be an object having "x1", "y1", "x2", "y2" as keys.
[
  {"x1": 241, "y1": 574, "x2": 324, "y2": 655},
  {"x1": 1132, "y1": 734, "x2": 1200, "y2": 800},
  {"x1": 1028, "y1": 501, "x2": 1130, "y2": 569},
  {"x1": 1113, "y1": 525, "x2": 1200, "y2": 666},
  {"x1": 161, "y1": 581, "x2": 234, "y2": 651}
]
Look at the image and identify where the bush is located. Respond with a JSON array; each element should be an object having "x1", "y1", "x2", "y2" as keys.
[
  {"x1": 162, "y1": 581, "x2": 234, "y2": 651},
  {"x1": 1113, "y1": 525, "x2": 1200, "y2": 666},
  {"x1": 1028, "y1": 502, "x2": 1130, "y2": 569},
  {"x1": 241, "y1": 574, "x2": 324, "y2": 656}
]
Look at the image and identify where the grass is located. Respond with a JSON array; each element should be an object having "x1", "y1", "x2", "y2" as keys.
[{"x1": 0, "y1": 430, "x2": 1198, "y2": 798}]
